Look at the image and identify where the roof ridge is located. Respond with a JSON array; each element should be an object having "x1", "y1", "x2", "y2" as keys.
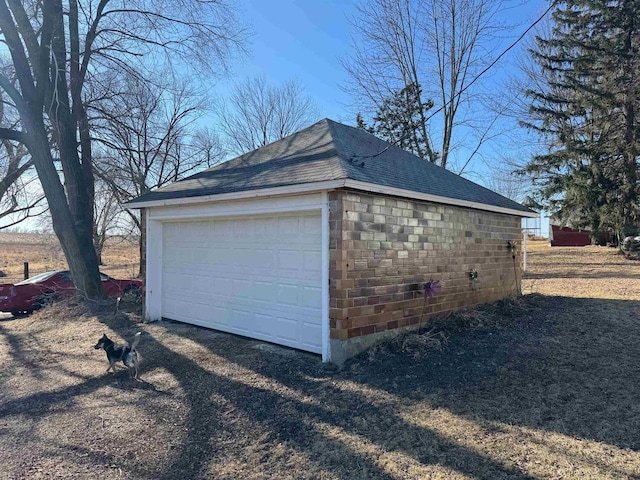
[{"x1": 324, "y1": 118, "x2": 351, "y2": 180}]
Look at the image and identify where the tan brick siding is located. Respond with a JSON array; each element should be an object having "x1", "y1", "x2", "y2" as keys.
[{"x1": 329, "y1": 189, "x2": 522, "y2": 341}]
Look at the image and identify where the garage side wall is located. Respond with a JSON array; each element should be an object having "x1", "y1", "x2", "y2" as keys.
[{"x1": 328, "y1": 190, "x2": 522, "y2": 364}]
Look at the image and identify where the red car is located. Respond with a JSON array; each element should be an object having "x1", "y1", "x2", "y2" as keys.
[{"x1": 0, "y1": 270, "x2": 142, "y2": 316}]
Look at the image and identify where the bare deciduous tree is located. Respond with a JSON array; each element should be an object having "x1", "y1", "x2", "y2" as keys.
[
  {"x1": 217, "y1": 76, "x2": 321, "y2": 155},
  {"x1": 0, "y1": 0, "x2": 246, "y2": 299},
  {"x1": 426, "y1": 0, "x2": 505, "y2": 168},
  {"x1": 92, "y1": 177, "x2": 126, "y2": 266},
  {"x1": 485, "y1": 165, "x2": 530, "y2": 203},
  {"x1": 0, "y1": 89, "x2": 46, "y2": 229},
  {"x1": 93, "y1": 73, "x2": 225, "y2": 278},
  {"x1": 343, "y1": 0, "x2": 506, "y2": 170},
  {"x1": 344, "y1": 0, "x2": 437, "y2": 162},
  {"x1": 0, "y1": 140, "x2": 42, "y2": 225}
]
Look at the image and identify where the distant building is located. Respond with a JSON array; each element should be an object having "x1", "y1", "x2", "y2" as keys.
[{"x1": 549, "y1": 224, "x2": 591, "y2": 247}]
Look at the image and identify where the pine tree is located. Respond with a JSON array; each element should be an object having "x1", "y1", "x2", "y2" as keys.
[
  {"x1": 357, "y1": 83, "x2": 437, "y2": 162},
  {"x1": 522, "y1": 0, "x2": 639, "y2": 242}
]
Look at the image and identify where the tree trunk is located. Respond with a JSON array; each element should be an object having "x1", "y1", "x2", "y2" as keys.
[
  {"x1": 44, "y1": 0, "x2": 103, "y2": 298},
  {"x1": 22, "y1": 111, "x2": 103, "y2": 298},
  {"x1": 93, "y1": 229, "x2": 104, "y2": 266},
  {"x1": 622, "y1": 12, "x2": 638, "y2": 228}
]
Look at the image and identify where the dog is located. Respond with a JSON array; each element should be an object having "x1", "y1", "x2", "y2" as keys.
[{"x1": 94, "y1": 332, "x2": 141, "y2": 379}]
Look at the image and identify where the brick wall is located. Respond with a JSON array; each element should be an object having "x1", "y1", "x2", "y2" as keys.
[{"x1": 328, "y1": 189, "x2": 522, "y2": 362}]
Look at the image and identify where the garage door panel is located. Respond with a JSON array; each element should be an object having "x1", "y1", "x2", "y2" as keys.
[
  {"x1": 254, "y1": 249, "x2": 275, "y2": 267},
  {"x1": 161, "y1": 212, "x2": 323, "y2": 354},
  {"x1": 303, "y1": 215, "x2": 322, "y2": 234},
  {"x1": 230, "y1": 309, "x2": 252, "y2": 332},
  {"x1": 164, "y1": 272, "x2": 193, "y2": 291},
  {"x1": 190, "y1": 303, "x2": 212, "y2": 322},
  {"x1": 209, "y1": 306, "x2": 229, "y2": 326},
  {"x1": 271, "y1": 316, "x2": 297, "y2": 339},
  {"x1": 197, "y1": 304, "x2": 318, "y2": 331},
  {"x1": 192, "y1": 275, "x2": 210, "y2": 294},
  {"x1": 253, "y1": 281, "x2": 276, "y2": 301},
  {"x1": 232, "y1": 279, "x2": 252, "y2": 298},
  {"x1": 276, "y1": 283, "x2": 300, "y2": 306},
  {"x1": 253, "y1": 313, "x2": 275, "y2": 334},
  {"x1": 303, "y1": 251, "x2": 322, "y2": 272},
  {"x1": 276, "y1": 249, "x2": 301, "y2": 270},
  {"x1": 302, "y1": 286, "x2": 322, "y2": 309},
  {"x1": 183, "y1": 297, "x2": 311, "y2": 319},
  {"x1": 277, "y1": 216, "x2": 299, "y2": 234},
  {"x1": 300, "y1": 322, "x2": 322, "y2": 347}
]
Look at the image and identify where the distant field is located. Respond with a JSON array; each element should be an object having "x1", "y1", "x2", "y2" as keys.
[
  {"x1": 522, "y1": 238, "x2": 640, "y2": 300},
  {"x1": 0, "y1": 232, "x2": 140, "y2": 282}
]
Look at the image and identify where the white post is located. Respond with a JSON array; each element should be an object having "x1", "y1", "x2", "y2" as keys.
[
  {"x1": 321, "y1": 191, "x2": 330, "y2": 363},
  {"x1": 523, "y1": 229, "x2": 528, "y2": 272},
  {"x1": 145, "y1": 218, "x2": 163, "y2": 322}
]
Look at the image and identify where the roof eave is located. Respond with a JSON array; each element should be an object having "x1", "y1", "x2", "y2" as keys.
[
  {"x1": 125, "y1": 178, "x2": 538, "y2": 218},
  {"x1": 124, "y1": 180, "x2": 348, "y2": 209},
  {"x1": 343, "y1": 180, "x2": 539, "y2": 218}
]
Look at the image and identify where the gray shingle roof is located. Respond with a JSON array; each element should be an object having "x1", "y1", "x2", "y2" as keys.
[{"x1": 127, "y1": 118, "x2": 534, "y2": 215}]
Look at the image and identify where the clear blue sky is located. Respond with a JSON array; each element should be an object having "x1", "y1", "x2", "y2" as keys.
[
  {"x1": 219, "y1": 0, "x2": 549, "y2": 122},
  {"x1": 217, "y1": 0, "x2": 358, "y2": 122}
]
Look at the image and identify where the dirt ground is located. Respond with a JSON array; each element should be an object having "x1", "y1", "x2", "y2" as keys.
[{"x1": 1, "y1": 239, "x2": 640, "y2": 479}]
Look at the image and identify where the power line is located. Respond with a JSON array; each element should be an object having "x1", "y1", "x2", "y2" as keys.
[
  {"x1": 423, "y1": 1, "x2": 558, "y2": 125},
  {"x1": 355, "y1": 1, "x2": 559, "y2": 165}
]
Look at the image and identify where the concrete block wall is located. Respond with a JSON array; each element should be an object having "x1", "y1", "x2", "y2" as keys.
[{"x1": 328, "y1": 189, "x2": 522, "y2": 364}]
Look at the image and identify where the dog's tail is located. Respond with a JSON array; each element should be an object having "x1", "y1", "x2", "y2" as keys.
[{"x1": 129, "y1": 332, "x2": 142, "y2": 350}]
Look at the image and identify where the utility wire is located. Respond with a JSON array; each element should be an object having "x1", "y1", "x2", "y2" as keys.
[
  {"x1": 422, "y1": 1, "x2": 559, "y2": 125},
  {"x1": 353, "y1": 1, "x2": 559, "y2": 164}
]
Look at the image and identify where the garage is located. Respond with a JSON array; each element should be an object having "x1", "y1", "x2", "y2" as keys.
[
  {"x1": 128, "y1": 118, "x2": 536, "y2": 364},
  {"x1": 160, "y1": 212, "x2": 323, "y2": 353}
]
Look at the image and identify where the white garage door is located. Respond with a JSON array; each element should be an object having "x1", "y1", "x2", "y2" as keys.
[{"x1": 161, "y1": 212, "x2": 323, "y2": 353}]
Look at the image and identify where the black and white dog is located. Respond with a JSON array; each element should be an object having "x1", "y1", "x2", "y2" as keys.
[{"x1": 94, "y1": 332, "x2": 141, "y2": 379}]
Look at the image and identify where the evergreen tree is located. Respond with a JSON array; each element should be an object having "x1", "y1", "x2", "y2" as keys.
[
  {"x1": 521, "y1": 0, "x2": 639, "y2": 242},
  {"x1": 357, "y1": 83, "x2": 437, "y2": 162}
]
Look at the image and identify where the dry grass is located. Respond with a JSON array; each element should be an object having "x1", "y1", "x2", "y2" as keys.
[
  {"x1": 522, "y1": 239, "x2": 640, "y2": 299},
  {"x1": 0, "y1": 232, "x2": 140, "y2": 283},
  {"x1": 1, "y1": 236, "x2": 640, "y2": 479}
]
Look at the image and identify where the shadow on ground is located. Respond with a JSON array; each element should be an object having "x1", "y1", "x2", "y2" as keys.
[
  {"x1": 107, "y1": 294, "x2": 640, "y2": 478},
  {"x1": 101, "y1": 316, "x2": 536, "y2": 479},
  {"x1": 1, "y1": 293, "x2": 639, "y2": 478}
]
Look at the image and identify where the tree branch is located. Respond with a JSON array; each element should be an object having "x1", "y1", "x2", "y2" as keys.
[{"x1": 0, "y1": 127, "x2": 26, "y2": 144}]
